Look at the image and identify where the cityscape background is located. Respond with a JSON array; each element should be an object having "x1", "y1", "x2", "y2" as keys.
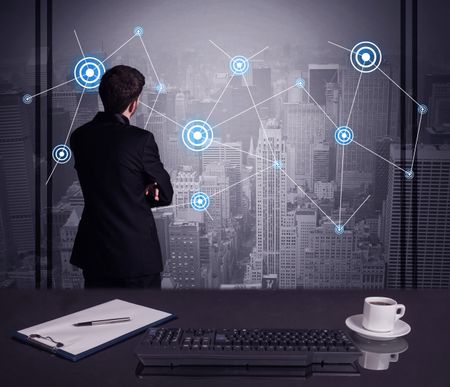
[{"x1": 1, "y1": 0, "x2": 450, "y2": 289}]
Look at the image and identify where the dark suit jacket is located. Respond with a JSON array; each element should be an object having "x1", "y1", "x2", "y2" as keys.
[{"x1": 69, "y1": 112, "x2": 173, "y2": 278}]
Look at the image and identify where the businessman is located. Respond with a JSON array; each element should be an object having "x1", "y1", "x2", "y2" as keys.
[{"x1": 70, "y1": 65, "x2": 173, "y2": 289}]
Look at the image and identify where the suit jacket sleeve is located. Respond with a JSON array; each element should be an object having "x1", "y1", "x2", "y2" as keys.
[{"x1": 142, "y1": 132, "x2": 174, "y2": 207}]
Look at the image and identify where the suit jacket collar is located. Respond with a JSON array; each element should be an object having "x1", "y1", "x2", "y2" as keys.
[{"x1": 94, "y1": 111, "x2": 130, "y2": 126}]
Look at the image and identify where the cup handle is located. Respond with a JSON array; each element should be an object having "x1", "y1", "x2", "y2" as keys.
[
  {"x1": 390, "y1": 353, "x2": 399, "y2": 363},
  {"x1": 396, "y1": 304, "x2": 406, "y2": 320}
]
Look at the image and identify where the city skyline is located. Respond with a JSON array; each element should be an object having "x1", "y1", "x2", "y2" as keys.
[{"x1": 1, "y1": 0, "x2": 449, "y2": 290}]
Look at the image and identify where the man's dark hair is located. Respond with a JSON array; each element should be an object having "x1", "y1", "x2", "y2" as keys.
[{"x1": 99, "y1": 65, "x2": 145, "y2": 113}]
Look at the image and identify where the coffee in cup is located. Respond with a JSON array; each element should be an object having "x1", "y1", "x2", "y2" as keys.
[{"x1": 362, "y1": 297, "x2": 406, "y2": 332}]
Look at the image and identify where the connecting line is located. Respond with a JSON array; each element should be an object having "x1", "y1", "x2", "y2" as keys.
[
  {"x1": 352, "y1": 140, "x2": 409, "y2": 174},
  {"x1": 102, "y1": 33, "x2": 137, "y2": 63},
  {"x1": 410, "y1": 113, "x2": 423, "y2": 171},
  {"x1": 328, "y1": 40, "x2": 421, "y2": 108},
  {"x1": 209, "y1": 165, "x2": 273, "y2": 198},
  {"x1": 300, "y1": 86, "x2": 339, "y2": 129},
  {"x1": 144, "y1": 90, "x2": 161, "y2": 130},
  {"x1": 139, "y1": 100, "x2": 184, "y2": 129},
  {"x1": 30, "y1": 78, "x2": 77, "y2": 98},
  {"x1": 342, "y1": 195, "x2": 371, "y2": 228},
  {"x1": 280, "y1": 168, "x2": 337, "y2": 227},
  {"x1": 328, "y1": 41, "x2": 353, "y2": 54},
  {"x1": 205, "y1": 209, "x2": 214, "y2": 221},
  {"x1": 248, "y1": 46, "x2": 269, "y2": 60},
  {"x1": 242, "y1": 75, "x2": 277, "y2": 161},
  {"x1": 208, "y1": 40, "x2": 232, "y2": 59},
  {"x1": 346, "y1": 70, "x2": 363, "y2": 127},
  {"x1": 73, "y1": 29, "x2": 87, "y2": 62},
  {"x1": 212, "y1": 84, "x2": 296, "y2": 130},
  {"x1": 212, "y1": 140, "x2": 273, "y2": 163},
  {"x1": 206, "y1": 75, "x2": 234, "y2": 122},
  {"x1": 338, "y1": 146, "x2": 345, "y2": 225},
  {"x1": 139, "y1": 35, "x2": 161, "y2": 85},
  {"x1": 377, "y1": 66, "x2": 421, "y2": 107}
]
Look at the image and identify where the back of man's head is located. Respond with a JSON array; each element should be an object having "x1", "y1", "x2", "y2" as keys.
[{"x1": 99, "y1": 65, "x2": 145, "y2": 114}]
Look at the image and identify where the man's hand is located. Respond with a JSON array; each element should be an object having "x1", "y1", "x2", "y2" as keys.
[{"x1": 145, "y1": 182, "x2": 159, "y2": 201}]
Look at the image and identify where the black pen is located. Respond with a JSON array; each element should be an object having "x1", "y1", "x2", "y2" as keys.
[{"x1": 73, "y1": 317, "x2": 131, "y2": 327}]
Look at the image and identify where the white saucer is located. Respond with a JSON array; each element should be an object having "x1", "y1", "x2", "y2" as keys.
[{"x1": 345, "y1": 314, "x2": 411, "y2": 341}]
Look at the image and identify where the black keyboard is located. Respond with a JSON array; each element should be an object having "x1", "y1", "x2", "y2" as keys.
[{"x1": 135, "y1": 328, "x2": 361, "y2": 368}]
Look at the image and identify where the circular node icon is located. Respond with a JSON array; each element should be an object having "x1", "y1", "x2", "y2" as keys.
[
  {"x1": 404, "y1": 169, "x2": 414, "y2": 180},
  {"x1": 134, "y1": 26, "x2": 144, "y2": 36},
  {"x1": 191, "y1": 192, "x2": 210, "y2": 212},
  {"x1": 418, "y1": 104, "x2": 428, "y2": 115},
  {"x1": 155, "y1": 83, "x2": 166, "y2": 93},
  {"x1": 335, "y1": 225, "x2": 345, "y2": 235},
  {"x1": 52, "y1": 144, "x2": 72, "y2": 164},
  {"x1": 73, "y1": 57, "x2": 105, "y2": 89},
  {"x1": 335, "y1": 126, "x2": 354, "y2": 146},
  {"x1": 182, "y1": 119, "x2": 214, "y2": 152},
  {"x1": 295, "y1": 78, "x2": 306, "y2": 88},
  {"x1": 229, "y1": 55, "x2": 249, "y2": 75},
  {"x1": 350, "y1": 41, "x2": 382, "y2": 73},
  {"x1": 272, "y1": 160, "x2": 283, "y2": 169},
  {"x1": 22, "y1": 94, "x2": 33, "y2": 104}
]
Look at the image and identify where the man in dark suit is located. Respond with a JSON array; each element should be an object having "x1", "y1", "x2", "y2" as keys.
[{"x1": 70, "y1": 65, "x2": 173, "y2": 289}]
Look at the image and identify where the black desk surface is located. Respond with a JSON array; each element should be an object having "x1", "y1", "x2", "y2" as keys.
[{"x1": 1, "y1": 289, "x2": 449, "y2": 387}]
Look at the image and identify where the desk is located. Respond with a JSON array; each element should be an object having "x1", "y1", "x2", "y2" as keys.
[{"x1": 1, "y1": 289, "x2": 449, "y2": 387}]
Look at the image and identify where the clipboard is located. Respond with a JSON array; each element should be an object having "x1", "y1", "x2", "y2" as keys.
[{"x1": 13, "y1": 299, "x2": 176, "y2": 361}]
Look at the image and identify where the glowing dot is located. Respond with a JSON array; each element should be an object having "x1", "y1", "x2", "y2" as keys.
[
  {"x1": 193, "y1": 131, "x2": 202, "y2": 140},
  {"x1": 362, "y1": 53, "x2": 371, "y2": 62},
  {"x1": 85, "y1": 68, "x2": 95, "y2": 77}
]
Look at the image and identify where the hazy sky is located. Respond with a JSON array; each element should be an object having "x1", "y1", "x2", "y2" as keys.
[{"x1": 1, "y1": 1, "x2": 448, "y2": 74}]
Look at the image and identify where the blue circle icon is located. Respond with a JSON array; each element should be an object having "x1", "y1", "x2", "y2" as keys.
[
  {"x1": 335, "y1": 126, "x2": 354, "y2": 146},
  {"x1": 418, "y1": 104, "x2": 428, "y2": 115},
  {"x1": 52, "y1": 144, "x2": 72, "y2": 164},
  {"x1": 22, "y1": 94, "x2": 33, "y2": 104},
  {"x1": 155, "y1": 83, "x2": 166, "y2": 93},
  {"x1": 182, "y1": 119, "x2": 214, "y2": 152},
  {"x1": 350, "y1": 41, "x2": 382, "y2": 73},
  {"x1": 229, "y1": 55, "x2": 249, "y2": 75},
  {"x1": 272, "y1": 160, "x2": 283, "y2": 169},
  {"x1": 191, "y1": 192, "x2": 210, "y2": 212},
  {"x1": 134, "y1": 26, "x2": 144, "y2": 36},
  {"x1": 404, "y1": 169, "x2": 414, "y2": 180},
  {"x1": 295, "y1": 78, "x2": 305, "y2": 88},
  {"x1": 335, "y1": 225, "x2": 344, "y2": 235},
  {"x1": 73, "y1": 56, "x2": 105, "y2": 89}
]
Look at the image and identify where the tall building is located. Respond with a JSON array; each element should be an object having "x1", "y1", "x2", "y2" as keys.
[
  {"x1": 255, "y1": 120, "x2": 287, "y2": 282},
  {"x1": 167, "y1": 221, "x2": 201, "y2": 288},
  {"x1": 308, "y1": 64, "x2": 339, "y2": 106},
  {"x1": 312, "y1": 142, "x2": 330, "y2": 184},
  {"x1": 0, "y1": 92, "x2": 34, "y2": 259},
  {"x1": 337, "y1": 65, "x2": 392, "y2": 184},
  {"x1": 296, "y1": 209, "x2": 317, "y2": 285},
  {"x1": 385, "y1": 144, "x2": 450, "y2": 288},
  {"x1": 283, "y1": 103, "x2": 327, "y2": 189},
  {"x1": 171, "y1": 166, "x2": 201, "y2": 222},
  {"x1": 279, "y1": 210, "x2": 297, "y2": 289},
  {"x1": 202, "y1": 139, "x2": 242, "y2": 215},
  {"x1": 302, "y1": 222, "x2": 360, "y2": 288},
  {"x1": 252, "y1": 66, "x2": 272, "y2": 119}
]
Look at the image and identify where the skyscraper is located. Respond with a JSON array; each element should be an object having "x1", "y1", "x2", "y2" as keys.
[
  {"x1": 255, "y1": 120, "x2": 287, "y2": 282},
  {"x1": 308, "y1": 64, "x2": 339, "y2": 106},
  {"x1": 0, "y1": 92, "x2": 34, "y2": 259},
  {"x1": 385, "y1": 144, "x2": 450, "y2": 288}
]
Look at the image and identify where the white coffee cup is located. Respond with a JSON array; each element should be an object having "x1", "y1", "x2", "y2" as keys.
[
  {"x1": 359, "y1": 351, "x2": 399, "y2": 371},
  {"x1": 362, "y1": 297, "x2": 406, "y2": 332}
]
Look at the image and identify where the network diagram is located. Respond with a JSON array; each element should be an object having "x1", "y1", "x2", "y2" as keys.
[{"x1": 23, "y1": 26, "x2": 429, "y2": 235}]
